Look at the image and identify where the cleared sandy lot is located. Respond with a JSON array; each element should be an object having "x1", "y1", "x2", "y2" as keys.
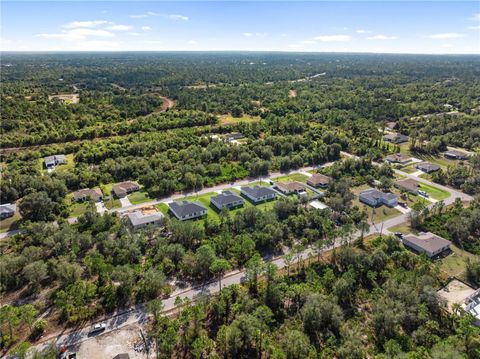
[
  {"x1": 76, "y1": 324, "x2": 150, "y2": 359},
  {"x1": 437, "y1": 279, "x2": 475, "y2": 311},
  {"x1": 48, "y1": 94, "x2": 80, "y2": 104}
]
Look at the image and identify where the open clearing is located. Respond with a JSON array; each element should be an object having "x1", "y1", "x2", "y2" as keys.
[
  {"x1": 273, "y1": 172, "x2": 309, "y2": 183},
  {"x1": 76, "y1": 324, "x2": 149, "y2": 359},
  {"x1": 437, "y1": 279, "x2": 475, "y2": 311},
  {"x1": 48, "y1": 93, "x2": 80, "y2": 104},
  {"x1": 218, "y1": 114, "x2": 260, "y2": 125},
  {"x1": 440, "y1": 245, "x2": 477, "y2": 279}
]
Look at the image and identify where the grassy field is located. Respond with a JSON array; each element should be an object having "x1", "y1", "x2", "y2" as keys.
[
  {"x1": 100, "y1": 183, "x2": 114, "y2": 196},
  {"x1": 0, "y1": 211, "x2": 21, "y2": 233},
  {"x1": 218, "y1": 114, "x2": 260, "y2": 125},
  {"x1": 353, "y1": 199, "x2": 402, "y2": 223},
  {"x1": 104, "y1": 197, "x2": 121, "y2": 210},
  {"x1": 273, "y1": 173, "x2": 309, "y2": 183},
  {"x1": 128, "y1": 190, "x2": 152, "y2": 205},
  {"x1": 418, "y1": 183, "x2": 450, "y2": 201},
  {"x1": 181, "y1": 192, "x2": 221, "y2": 221},
  {"x1": 70, "y1": 202, "x2": 89, "y2": 217},
  {"x1": 440, "y1": 245, "x2": 477, "y2": 279},
  {"x1": 39, "y1": 153, "x2": 75, "y2": 175},
  {"x1": 156, "y1": 203, "x2": 169, "y2": 215}
]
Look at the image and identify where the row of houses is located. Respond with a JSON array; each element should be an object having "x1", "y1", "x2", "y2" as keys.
[{"x1": 72, "y1": 181, "x2": 140, "y2": 202}]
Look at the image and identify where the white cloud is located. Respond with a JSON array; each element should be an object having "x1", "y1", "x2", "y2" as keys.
[
  {"x1": 141, "y1": 26, "x2": 152, "y2": 31},
  {"x1": 130, "y1": 11, "x2": 158, "y2": 19},
  {"x1": 427, "y1": 33, "x2": 464, "y2": 39},
  {"x1": 356, "y1": 29, "x2": 371, "y2": 34},
  {"x1": 168, "y1": 14, "x2": 189, "y2": 21},
  {"x1": 468, "y1": 25, "x2": 480, "y2": 30},
  {"x1": 106, "y1": 24, "x2": 132, "y2": 31},
  {"x1": 74, "y1": 40, "x2": 120, "y2": 51},
  {"x1": 37, "y1": 28, "x2": 115, "y2": 41},
  {"x1": 243, "y1": 32, "x2": 267, "y2": 38},
  {"x1": 288, "y1": 44, "x2": 303, "y2": 49},
  {"x1": 188, "y1": 40, "x2": 198, "y2": 45},
  {"x1": 128, "y1": 32, "x2": 143, "y2": 37},
  {"x1": 63, "y1": 20, "x2": 108, "y2": 29},
  {"x1": 314, "y1": 34, "x2": 351, "y2": 42},
  {"x1": 280, "y1": 33, "x2": 288, "y2": 37},
  {"x1": 243, "y1": 32, "x2": 253, "y2": 37},
  {"x1": 300, "y1": 40, "x2": 316, "y2": 44},
  {"x1": 472, "y1": 13, "x2": 480, "y2": 21},
  {"x1": 367, "y1": 34, "x2": 398, "y2": 40}
]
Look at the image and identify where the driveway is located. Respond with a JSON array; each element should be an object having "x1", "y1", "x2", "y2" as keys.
[
  {"x1": 119, "y1": 196, "x2": 132, "y2": 208},
  {"x1": 95, "y1": 202, "x2": 107, "y2": 215}
]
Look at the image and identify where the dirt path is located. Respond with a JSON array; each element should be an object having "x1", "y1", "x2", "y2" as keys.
[
  {"x1": 157, "y1": 96, "x2": 175, "y2": 112},
  {"x1": 288, "y1": 89, "x2": 297, "y2": 98}
]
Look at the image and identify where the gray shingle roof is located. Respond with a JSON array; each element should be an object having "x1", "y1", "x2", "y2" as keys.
[
  {"x1": 211, "y1": 191, "x2": 244, "y2": 205},
  {"x1": 169, "y1": 201, "x2": 207, "y2": 217},
  {"x1": 416, "y1": 162, "x2": 440, "y2": 172},
  {"x1": 360, "y1": 188, "x2": 396, "y2": 202},
  {"x1": 403, "y1": 232, "x2": 451, "y2": 253},
  {"x1": 241, "y1": 185, "x2": 276, "y2": 198}
]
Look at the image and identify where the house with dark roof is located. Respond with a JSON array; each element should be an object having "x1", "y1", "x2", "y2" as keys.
[
  {"x1": 402, "y1": 232, "x2": 451, "y2": 258},
  {"x1": 169, "y1": 201, "x2": 207, "y2": 220},
  {"x1": 126, "y1": 211, "x2": 163, "y2": 230},
  {"x1": 113, "y1": 354, "x2": 130, "y2": 359},
  {"x1": 383, "y1": 133, "x2": 409, "y2": 144},
  {"x1": 416, "y1": 162, "x2": 440, "y2": 173},
  {"x1": 275, "y1": 181, "x2": 305, "y2": 195},
  {"x1": 444, "y1": 150, "x2": 468, "y2": 160},
  {"x1": 112, "y1": 181, "x2": 140, "y2": 198},
  {"x1": 359, "y1": 188, "x2": 398, "y2": 207},
  {"x1": 394, "y1": 179, "x2": 420, "y2": 195},
  {"x1": 211, "y1": 191, "x2": 244, "y2": 210},
  {"x1": 73, "y1": 188, "x2": 103, "y2": 202},
  {"x1": 385, "y1": 153, "x2": 412, "y2": 165},
  {"x1": 0, "y1": 203, "x2": 16, "y2": 220},
  {"x1": 241, "y1": 186, "x2": 276, "y2": 203},
  {"x1": 44, "y1": 154, "x2": 67, "y2": 169},
  {"x1": 307, "y1": 174, "x2": 331, "y2": 188}
]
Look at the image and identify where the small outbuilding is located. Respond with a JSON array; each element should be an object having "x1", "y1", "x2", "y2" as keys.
[
  {"x1": 402, "y1": 232, "x2": 451, "y2": 258},
  {"x1": 44, "y1": 154, "x2": 67, "y2": 169}
]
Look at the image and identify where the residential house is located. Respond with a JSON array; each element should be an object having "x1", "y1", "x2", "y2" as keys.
[
  {"x1": 359, "y1": 188, "x2": 398, "y2": 207},
  {"x1": 444, "y1": 150, "x2": 468, "y2": 160},
  {"x1": 241, "y1": 186, "x2": 276, "y2": 203},
  {"x1": 383, "y1": 133, "x2": 409, "y2": 144},
  {"x1": 44, "y1": 154, "x2": 67, "y2": 169},
  {"x1": 112, "y1": 181, "x2": 140, "y2": 198},
  {"x1": 225, "y1": 133, "x2": 245, "y2": 142},
  {"x1": 464, "y1": 289, "x2": 480, "y2": 327},
  {"x1": 126, "y1": 211, "x2": 163, "y2": 230},
  {"x1": 416, "y1": 162, "x2": 440, "y2": 173},
  {"x1": 0, "y1": 203, "x2": 16, "y2": 219},
  {"x1": 385, "y1": 153, "x2": 412, "y2": 165},
  {"x1": 307, "y1": 173, "x2": 331, "y2": 188},
  {"x1": 402, "y1": 232, "x2": 451, "y2": 258},
  {"x1": 211, "y1": 191, "x2": 244, "y2": 210},
  {"x1": 394, "y1": 179, "x2": 420, "y2": 195},
  {"x1": 275, "y1": 181, "x2": 305, "y2": 195},
  {"x1": 309, "y1": 200, "x2": 329, "y2": 210},
  {"x1": 113, "y1": 354, "x2": 130, "y2": 359},
  {"x1": 73, "y1": 188, "x2": 103, "y2": 202},
  {"x1": 169, "y1": 201, "x2": 207, "y2": 221}
]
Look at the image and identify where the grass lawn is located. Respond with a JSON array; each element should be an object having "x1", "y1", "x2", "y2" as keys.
[
  {"x1": 218, "y1": 114, "x2": 260, "y2": 125},
  {"x1": 399, "y1": 165, "x2": 417, "y2": 173},
  {"x1": 39, "y1": 153, "x2": 75, "y2": 175},
  {"x1": 0, "y1": 212, "x2": 21, "y2": 233},
  {"x1": 352, "y1": 199, "x2": 402, "y2": 223},
  {"x1": 440, "y1": 245, "x2": 477, "y2": 279},
  {"x1": 100, "y1": 183, "x2": 114, "y2": 196},
  {"x1": 128, "y1": 190, "x2": 152, "y2": 205},
  {"x1": 387, "y1": 223, "x2": 414, "y2": 235},
  {"x1": 418, "y1": 183, "x2": 450, "y2": 201},
  {"x1": 104, "y1": 197, "x2": 121, "y2": 210},
  {"x1": 273, "y1": 173, "x2": 309, "y2": 183},
  {"x1": 156, "y1": 203, "x2": 169, "y2": 215},
  {"x1": 180, "y1": 192, "x2": 221, "y2": 222},
  {"x1": 70, "y1": 202, "x2": 89, "y2": 217},
  {"x1": 244, "y1": 181, "x2": 271, "y2": 187}
]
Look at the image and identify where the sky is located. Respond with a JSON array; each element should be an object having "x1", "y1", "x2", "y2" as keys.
[{"x1": 1, "y1": 1, "x2": 480, "y2": 54}]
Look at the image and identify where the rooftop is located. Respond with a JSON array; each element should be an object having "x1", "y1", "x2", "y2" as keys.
[
  {"x1": 211, "y1": 190, "x2": 244, "y2": 205},
  {"x1": 416, "y1": 162, "x2": 440, "y2": 171},
  {"x1": 73, "y1": 187, "x2": 102, "y2": 199},
  {"x1": 403, "y1": 232, "x2": 452, "y2": 253},
  {"x1": 276, "y1": 181, "x2": 305, "y2": 192},
  {"x1": 241, "y1": 185, "x2": 276, "y2": 198},
  {"x1": 307, "y1": 173, "x2": 331, "y2": 186},
  {"x1": 0, "y1": 203, "x2": 16, "y2": 214},
  {"x1": 385, "y1": 153, "x2": 411, "y2": 163},
  {"x1": 395, "y1": 178, "x2": 419, "y2": 192},
  {"x1": 126, "y1": 211, "x2": 163, "y2": 226},
  {"x1": 169, "y1": 201, "x2": 207, "y2": 217},
  {"x1": 360, "y1": 188, "x2": 397, "y2": 202},
  {"x1": 113, "y1": 181, "x2": 139, "y2": 195}
]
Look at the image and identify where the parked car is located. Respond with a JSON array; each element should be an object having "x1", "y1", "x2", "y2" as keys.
[
  {"x1": 418, "y1": 190, "x2": 429, "y2": 197},
  {"x1": 89, "y1": 322, "x2": 106, "y2": 335},
  {"x1": 394, "y1": 232, "x2": 404, "y2": 238},
  {"x1": 398, "y1": 202, "x2": 408, "y2": 208}
]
